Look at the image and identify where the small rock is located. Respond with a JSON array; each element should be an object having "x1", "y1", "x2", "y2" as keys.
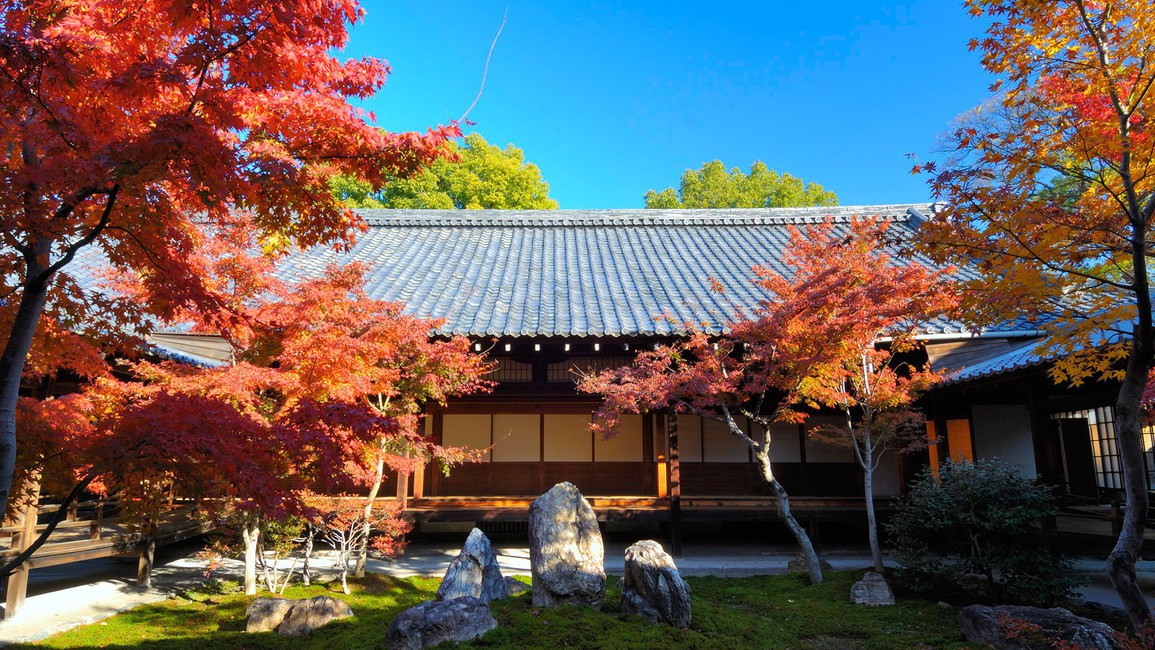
[
  {"x1": 245, "y1": 597, "x2": 294, "y2": 633},
  {"x1": 849, "y1": 571, "x2": 895, "y2": 606},
  {"x1": 436, "y1": 528, "x2": 507, "y2": 602},
  {"x1": 504, "y1": 577, "x2": 531, "y2": 597},
  {"x1": 528, "y1": 482, "x2": 606, "y2": 609},
  {"x1": 278, "y1": 596, "x2": 354, "y2": 637},
  {"x1": 787, "y1": 553, "x2": 833, "y2": 575},
  {"x1": 937, "y1": 601, "x2": 952, "y2": 610},
  {"x1": 245, "y1": 595, "x2": 353, "y2": 636},
  {"x1": 385, "y1": 597, "x2": 498, "y2": 650},
  {"x1": 620, "y1": 540, "x2": 692, "y2": 628},
  {"x1": 958, "y1": 604, "x2": 1120, "y2": 650}
]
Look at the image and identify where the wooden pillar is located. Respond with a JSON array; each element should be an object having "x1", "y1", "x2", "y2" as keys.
[
  {"x1": 90, "y1": 500, "x2": 104, "y2": 540},
  {"x1": 395, "y1": 469, "x2": 410, "y2": 510},
  {"x1": 412, "y1": 462, "x2": 425, "y2": 500},
  {"x1": 667, "y1": 412, "x2": 682, "y2": 557},
  {"x1": 4, "y1": 496, "x2": 39, "y2": 619},
  {"x1": 642, "y1": 413, "x2": 655, "y2": 495},
  {"x1": 395, "y1": 447, "x2": 411, "y2": 509},
  {"x1": 430, "y1": 411, "x2": 444, "y2": 496}
]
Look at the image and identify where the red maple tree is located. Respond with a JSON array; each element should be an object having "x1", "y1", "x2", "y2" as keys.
[
  {"x1": 0, "y1": 0, "x2": 460, "y2": 518},
  {"x1": 580, "y1": 218, "x2": 956, "y2": 585},
  {"x1": 13, "y1": 264, "x2": 490, "y2": 594}
]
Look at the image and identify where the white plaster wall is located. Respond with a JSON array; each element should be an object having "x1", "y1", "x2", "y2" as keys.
[
  {"x1": 544, "y1": 414, "x2": 592, "y2": 461},
  {"x1": 595, "y1": 414, "x2": 643, "y2": 461},
  {"x1": 443, "y1": 414, "x2": 491, "y2": 461},
  {"x1": 971, "y1": 404, "x2": 1038, "y2": 479}
]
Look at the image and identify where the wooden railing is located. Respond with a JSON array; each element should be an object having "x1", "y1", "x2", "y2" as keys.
[{"x1": 0, "y1": 495, "x2": 208, "y2": 620}]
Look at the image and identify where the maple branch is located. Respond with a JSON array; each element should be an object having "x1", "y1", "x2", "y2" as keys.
[
  {"x1": 717, "y1": 404, "x2": 760, "y2": 450},
  {"x1": 0, "y1": 473, "x2": 96, "y2": 579},
  {"x1": 948, "y1": 192, "x2": 1133, "y2": 290},
  {"x1": 102, "y1": 225, "x2": 168, "y2": 274},
  {"x1": 35, "y1": 185, "x2": 120, "y2": 285}
]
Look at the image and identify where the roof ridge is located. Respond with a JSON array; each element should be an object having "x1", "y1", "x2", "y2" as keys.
[{"x1": 356, "y1": 204, "x2": 939, "y2": 227}]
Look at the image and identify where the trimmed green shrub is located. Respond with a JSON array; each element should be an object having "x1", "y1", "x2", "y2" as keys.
[{"x1": 886, "y1": 458, "x2": 1081, "y2": 606}]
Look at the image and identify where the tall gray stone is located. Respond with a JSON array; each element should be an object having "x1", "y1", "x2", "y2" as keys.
[
  {"x1": 528, "y1": 482, "x2": 606, "y2": 609},
  {"x1": 385, "y1": 597, "x2": 498, "y2": 650},
  {"x1": 436, "y1": 528, "x2": 507, "y2": 602},
  {"x1": 620, "y1": 540, "x2": 692, "y2": 628},
  {"x1": 958, "y1": 605, "x2": 1120, "y2": 650}
]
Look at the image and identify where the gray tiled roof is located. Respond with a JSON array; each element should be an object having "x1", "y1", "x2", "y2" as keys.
[
  {"x1": 938, "y1": 339, "x2": 1051, "y2": 386},
  {"x1": 273, "y1": 204, "x2": 1014, "y2": 339}
]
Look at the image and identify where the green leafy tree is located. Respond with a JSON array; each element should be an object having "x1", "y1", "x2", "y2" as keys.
[
  {"x1": 644, "y1": 160, "x2": 838, "y2": 208},
  {"x1": 333, "y1": 133, "x2": 558, "y2": 209}
]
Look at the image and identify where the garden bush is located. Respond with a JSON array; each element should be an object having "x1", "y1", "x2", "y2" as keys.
[{"x1": 886, "y1": 458, "x2": 1081, "y2": 606}]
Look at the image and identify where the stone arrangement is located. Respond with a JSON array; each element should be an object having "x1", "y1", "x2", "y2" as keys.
[
  {"x1": 528, "y1": 481, "x2": 607, "y2": 609},
  {"x1": 436, "y1": 527, "x2": 508, "y2": 603},
  {"x1": 620, "y1": 540, "x2": 692, "y2": 628},
  {"x1": 849, "y1": 572, "x2": 895, "y2": 607},
  {"x1": 377, "y1": 482, "x2": 700, "y2": 645},
  {"x1": 958, "y1": 604, "x2": 1120, "y2": 650},
  {"x1": 245, "y1": 595, "x2": 354, "y2": 636},
  {"x1": 384, "y1": 597, "x2": 498, "y2": 650}
]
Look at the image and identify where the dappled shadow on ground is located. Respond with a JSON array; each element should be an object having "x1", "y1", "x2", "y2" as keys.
[{"x1": 21, "y1": 574, "x2": 442, "y2": 650}]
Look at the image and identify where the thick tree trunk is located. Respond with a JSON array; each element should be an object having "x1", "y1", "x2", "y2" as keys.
[
  {"x1": 241, "y1": 514, "x2": 261, "y2": 596},
  {"x1": 755, "y1": 447, "x2": 823, "y2": 585},
  {"x1": 1108, "y1": 341, "x2": 1154, "y2": 630},
  {"x1": 354, "y1": 458, "x2": 384, "y2": 578},
  {"x1": 0, "y1": 250, "x2": 53, "y2": 519}
]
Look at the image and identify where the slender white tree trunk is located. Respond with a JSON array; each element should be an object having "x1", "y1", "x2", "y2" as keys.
[
  {"x1": 354, "y1": 457, "x2": 384, "y2": 578},
  {"x1": 755, "y1": 446, "x2": 823, "y2": 585},
  {"x1": 242, "y1": 514, "x2": 261, "y2": 596},
  {"x1": 863, "y1": 462, "x2": 883, "y2": 574}
]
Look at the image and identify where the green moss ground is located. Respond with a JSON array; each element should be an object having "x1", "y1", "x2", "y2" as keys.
[{"x1": 25, "y1": 571, "x2": 979, "y2": 649}]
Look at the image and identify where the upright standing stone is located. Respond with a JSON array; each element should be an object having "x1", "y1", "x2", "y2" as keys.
[
  {"x1": 620, "y1": 540, "x2": 692, "y2": 628},
  {"x1": 528, "y1": 482, "x2": 606, "y2": 609},
  {"x1": 436, "y1": 528, "x2": 507, "y2": 602}
]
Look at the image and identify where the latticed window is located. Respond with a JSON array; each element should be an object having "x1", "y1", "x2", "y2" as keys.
[
  {"x1": 491, "y1": 358, "x2": 533, "y2": 383},
  {"x1": 548, "y1": 356, "x2": 633, "y2": 383},
  {"x1": 1052, "y1": 407, "x2": 1125, "y2": 490},
  {"x1": 1143, "y1": 423, "x2": 1155, "y2": 491}
]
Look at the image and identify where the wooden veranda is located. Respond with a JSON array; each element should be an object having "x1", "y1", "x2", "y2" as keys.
[{"x1": 0, "y1": 497, "x2": 209, "y2": 619}]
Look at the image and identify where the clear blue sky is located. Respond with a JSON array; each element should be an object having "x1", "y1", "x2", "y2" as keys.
[{"x1": 344, "y1": 2, "x2": 993, "y2": 209}]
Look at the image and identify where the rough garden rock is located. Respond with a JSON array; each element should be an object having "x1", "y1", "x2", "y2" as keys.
[
  {"x1": 277, "y1": 596, "x2": 355, "y2": 637},
  {"x1": 385, "y1": 597, "x2": 498, "y2": 650},
  {"x1": 245, "y1": 595, "x2": 353, "y2": 636},
  {"x1": 245, "y1": 597, "x2": 295, "y2": 633},
  {"x1": 620, "y1": 540, "x2": 692, "y2": 628},
  {"x1": 528, "y1": 482, "x2": 606, "y2": 609},
  {"x1": 958, "y1": 604, "x2": 1120, "y2": 650},
  {"x1": 787, "y1": 553, "x2": 833, "y2": 575},
  {"x1": 504, "y1": 577, "x2": 531, "y2": 597},
  {"x1": 849, "y1": 571, "x2": 895, "y2": 606},
  {"x1": 436, "y1": 528, "x2": 507, "y2": 602}
]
